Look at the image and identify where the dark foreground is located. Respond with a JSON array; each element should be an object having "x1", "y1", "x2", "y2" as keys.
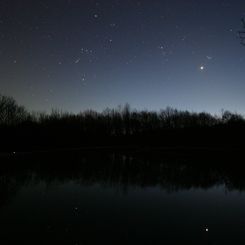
[{"x1": 0, "y1": 149, "x2": 245, "y2": 244}]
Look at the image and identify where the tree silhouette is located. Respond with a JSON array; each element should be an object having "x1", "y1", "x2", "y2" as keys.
[
  {"x1": 0, "y1": 95, "x2": 28, "y2": 125},
  {"x1": 0, "y1": 95, "x2": 244, "y2": 150},
  {"x1": 239, "y1": 18, "x2": 245, "y2": 46}
]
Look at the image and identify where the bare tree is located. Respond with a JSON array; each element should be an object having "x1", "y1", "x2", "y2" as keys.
[
  {"x1": 0, "y1": 95, "x2": 28, "y2": 125},
  {"x1": 239, "y1": 18, "x2": 245, "y2": 46}
]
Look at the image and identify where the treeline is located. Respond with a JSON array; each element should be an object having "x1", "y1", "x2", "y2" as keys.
[
  {"x1": 0, "y1": 94, "x2": 245, "y2": 151},
  {"x1": 1, "y1": 94, "x2": 244, "y2": 130}
]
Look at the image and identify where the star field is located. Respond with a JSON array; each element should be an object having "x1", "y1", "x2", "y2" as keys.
[{"x1": 0, "y1": 0, "x2": 245, "y2": 114}]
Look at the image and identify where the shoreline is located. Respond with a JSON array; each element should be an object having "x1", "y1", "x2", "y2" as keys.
[{"x1": 1, "y1": 145, "x2": 244, "y2": 157}]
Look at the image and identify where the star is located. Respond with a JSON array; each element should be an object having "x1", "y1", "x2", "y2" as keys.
[
  {"x1": 75, "y1": 58, "x2": 81, "y2": 64},
  {"x1": 200, "y1": 66, "x2": 205, "y2": 70},
  {"x1": 110, "y1": 23, "x2": 116, "y2": 28}
]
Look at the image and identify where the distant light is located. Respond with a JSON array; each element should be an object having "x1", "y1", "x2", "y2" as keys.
[
  {"x1": 200, "y1": 66, "x2": 205, "y2": 70},
  {"x1": 205, "y1": 228, "x2": 209, "y2": 232},
  {"x1": 94, "y1": 14, "x2": 99, "y2": 19}
]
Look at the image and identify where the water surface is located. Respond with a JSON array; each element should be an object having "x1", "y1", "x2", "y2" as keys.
[{"x1": 0, "y1": 150, "x2": 244, "y2": 244}]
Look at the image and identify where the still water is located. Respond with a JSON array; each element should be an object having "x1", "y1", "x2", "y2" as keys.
[{"x1": 0, "y1": 150, "x2": 245, "y2": 244}]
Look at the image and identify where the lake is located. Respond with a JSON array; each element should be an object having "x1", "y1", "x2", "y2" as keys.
[{"x1": 0, "y1": 149, "x2": 245, "y2": 244}]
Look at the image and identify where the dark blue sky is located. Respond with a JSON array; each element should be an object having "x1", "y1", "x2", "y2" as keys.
[{"x1": 1, "y1": 0, "x2": 245, "y2": 114}]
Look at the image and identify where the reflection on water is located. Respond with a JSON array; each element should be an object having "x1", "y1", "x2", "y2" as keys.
[{"x1": 0, "y1": 150, "x2": 245, "y2": 244}]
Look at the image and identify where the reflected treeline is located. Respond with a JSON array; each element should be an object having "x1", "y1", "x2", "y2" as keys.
[
  {"x1": 1, "y1": 150, "x2": 245, "y2": 207},
  {"x1": 1, "y1": 95, "x2": 245, "y2": 151}
]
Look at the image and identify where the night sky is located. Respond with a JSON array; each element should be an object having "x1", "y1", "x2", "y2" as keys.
[{"x1": 1, "y1": 0, "x2": 245, "y2": 114}]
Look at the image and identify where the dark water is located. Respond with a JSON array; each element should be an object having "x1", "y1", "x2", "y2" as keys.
[{"x1": 0, "y1": 150, "x2": 245, "y2": 244}]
